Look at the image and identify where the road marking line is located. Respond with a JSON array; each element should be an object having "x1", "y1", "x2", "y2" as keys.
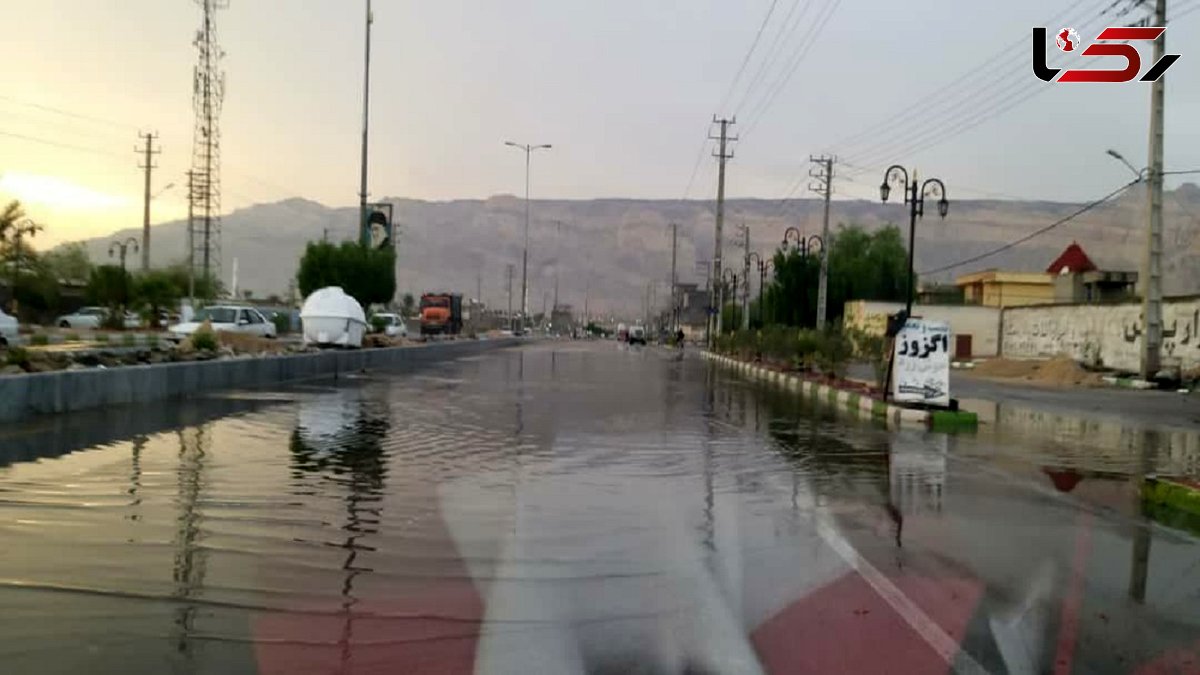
[{"x1": 814, "y1": 513, "x2": 990, "y2": 675}]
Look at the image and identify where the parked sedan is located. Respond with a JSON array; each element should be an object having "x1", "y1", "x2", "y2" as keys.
[
  {"x1": 0, "y1": 307, "x2": 17, "y2": 346},
  {"x1": 55, "y1": 306, "x2": 107, "y2": 329},
  {"x1": 373, "y1": 313, "x2": 408, "y2": 338},
  {"x1": 168, "y1": 305, "x2": 276, "y2": 340}
]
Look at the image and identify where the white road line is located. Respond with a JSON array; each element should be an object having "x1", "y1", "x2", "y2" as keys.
[{"x1": 814, "y1": 512, "x2": 990, "y2": 675}]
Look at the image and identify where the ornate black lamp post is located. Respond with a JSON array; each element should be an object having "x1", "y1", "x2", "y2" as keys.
[{"x1": 880, "y1": 165, "x2": 949, "y2": 316}]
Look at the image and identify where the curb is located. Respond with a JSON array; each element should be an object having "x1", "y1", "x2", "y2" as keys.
[
  {"x1": 1142, "y1": 478, "x2": 1200, "y2": 537},
  {"x1": 703, "y1": 351, "x2": 978, "y2": 431},
  {"x1": 1101, "y1": 375, "x2": 1157, "y2": 390}
]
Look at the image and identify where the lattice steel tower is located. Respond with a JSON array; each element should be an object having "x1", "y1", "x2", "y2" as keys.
[{"x1": 189, "y1": 0, "x2": 227, "y2": 284}]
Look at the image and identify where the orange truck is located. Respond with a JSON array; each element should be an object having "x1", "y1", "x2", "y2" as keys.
[{"x1": 419, "y1": 292, "x2": 463, "y2": 336}]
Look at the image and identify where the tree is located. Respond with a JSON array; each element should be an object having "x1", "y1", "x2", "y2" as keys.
[
  {"x1": 296, "y1": 241, "x2": 396, "y2": 309},
  {"x1": 760, "y1": 223, "x2": 909, "y2": 328},
  {"x1": 0, "y1": 200, "x2": 25, "y2": 245},
  {"x1": 132, "y1": 269, "x2": 183, "y2": 327},
  {"x1": 42, "y1": 243, "x2": 93, "y2": 285},
  {"x1": 401, "y1": 293, "x2": 415, "y2": 317},
  {"x1": 87, "y1": 265, "x2": 130, "y2": 307}
]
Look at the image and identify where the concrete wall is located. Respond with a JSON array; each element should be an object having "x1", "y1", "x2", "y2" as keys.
[
  {"x1": 0, "y1": 339, "x2": 519, "y2": 423},
  {"x1": 844, "y1": 300, "x2": 1002, "y2": 358},
  {"x1": 1000, "y1": 297, "x2": 1200, "y2": 373}
]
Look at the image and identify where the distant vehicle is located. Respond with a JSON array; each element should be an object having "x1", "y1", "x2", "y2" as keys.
[
  {"x1": 629, "y1": 325, "x2": 647, "y2": 346},
  {"x1": 0, "y1": 307, "x2": 17, "y2": 346},
  {"x1": 168, "y1": 305, "x2": 277, "y2": 340},
  {"x1": 617, "y1": 323, "x2": 629, "y2": 342},
  {"x1": 420, "y1": 293, "x2": 463, "y2": 336},
  {"x1": 301, "y1": 287, "x2": 367, "y2": 348},
  {"x1": 373, "y1": 312, "x2": 408, "y2": 338},
  {"x1": 55, "y1": 306, "x2": 138, "y2": 330}
]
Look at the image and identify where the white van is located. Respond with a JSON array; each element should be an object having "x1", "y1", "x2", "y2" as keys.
[{"x1": 629, "y1": 325, "x2": 647, "y2": 345}]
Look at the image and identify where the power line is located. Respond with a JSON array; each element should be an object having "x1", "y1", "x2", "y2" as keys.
[
  {"x1": 717, "y1": 0, "x2": 781, "y2": 113},
  {"x1": 0, "y1": 94, "x2": 136, "y2": 131},
  {"x1": 918, "y1": 178, "x2": 1140, "y2": 276},
  {"x1": 740, "y1": 0, "x2": 842, "y2": 140},
  {"x1": 0, "y1": 130, "x2": 123, "y2": 158},
  {"x1": 832, "y1": 0, "x2": 1114, "y2": 161},
  {"x1": 732, "y1": 0, "x2": 812, "y2": 115}
]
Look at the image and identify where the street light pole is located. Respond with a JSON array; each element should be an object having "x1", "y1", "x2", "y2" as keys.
[
  {"x1": 505, "y1": 141, "x2": 552, "y2": 334},
  {"x1": 109, "y1": 237, "x2": 140, "y2": 309},
  {"x1": 781, "y1": 229, "x2": 824, "y2": 327},
  {"x1": 358, "y1": 0, "x2": 374, "y2": 247},
  {"x1": 880, "y1": 166, "x2": 949, "y2": 317}
]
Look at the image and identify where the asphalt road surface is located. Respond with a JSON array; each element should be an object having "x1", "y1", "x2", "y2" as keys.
[{"x1": 0, "y1": 340, "x2": 1197, "y2": 674}]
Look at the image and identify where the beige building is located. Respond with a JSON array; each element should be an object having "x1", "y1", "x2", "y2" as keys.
[
  {"x1": 844, "y1": 300, "x2": 1001, "y2": 359},
  {"x1": 954, "y1": 270, "x2": 1055, "y2": 308}
]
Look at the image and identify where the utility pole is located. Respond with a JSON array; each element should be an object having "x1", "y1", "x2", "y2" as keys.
[
  {"x1": 137, "y1": 131, "x2": 160, "y2": 271},
  {"x1": 672, "y1": 227, "x2": 682, "y2": 332},
  {"x1": 740, "y1": 223, "x2": 750, "y2": 331},
  {"x1": 810, "y1": 155, "x2": 835, "y2": 329},
  {"x1": 553, "y1": 221, "x2": 563, "y2": 315},
  {"x1": 476, "y1": 270, "x2": 483, "y2": 307},
  {"x1": 358, "y1": 0, "x2": 374, "y2": 246},
  {"x1": 709, "y1": 116, "x2": 736, "y2": 345},
  {"x1": 1140, "y1": 0, "x2": 1167, "y2": 380},
  {"x1": 506, "y1": 263, "x2": 515, "y2": 331}
]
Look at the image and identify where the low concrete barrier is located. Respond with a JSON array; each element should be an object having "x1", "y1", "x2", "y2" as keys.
[{"x1": 0, "y1": 338, "x2": 520, "y2": 423}]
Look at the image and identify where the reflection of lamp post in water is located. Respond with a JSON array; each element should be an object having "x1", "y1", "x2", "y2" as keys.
[{"x1": 171, "y1": 425, "x2": 210, "y2": 656}]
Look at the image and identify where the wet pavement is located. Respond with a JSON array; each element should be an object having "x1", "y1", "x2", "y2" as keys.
[{"x1": 1, "y1": 341, "x2": 1199, "y2": 674}]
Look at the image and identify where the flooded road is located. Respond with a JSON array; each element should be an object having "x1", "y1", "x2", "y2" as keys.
[{"x1": 1, "y1": 341, "x2": 1198, "y2": 674}]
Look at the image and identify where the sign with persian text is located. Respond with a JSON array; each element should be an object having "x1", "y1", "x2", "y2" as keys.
[{"x1": 892, "y1": 319, "x2": 951, "y2": 407}]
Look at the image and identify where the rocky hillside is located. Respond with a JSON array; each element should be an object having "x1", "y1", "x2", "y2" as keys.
[{"x1": 71, "y1": 184, "x2": 1200, "y2": 314}]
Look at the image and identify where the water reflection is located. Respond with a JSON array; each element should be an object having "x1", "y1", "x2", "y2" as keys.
[
  {"x1": 289, "y1": 388, "x2": 391, "y2": 672},
  {"x1": 172, "y1": 425, "x2": 209, "y2": 658}
]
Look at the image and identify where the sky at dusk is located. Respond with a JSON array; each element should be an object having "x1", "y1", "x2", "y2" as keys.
[{"x1": 2, "y1": 0, "x2": 1199, "y2": 247}]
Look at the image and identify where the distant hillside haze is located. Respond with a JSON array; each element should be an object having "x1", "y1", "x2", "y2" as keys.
[{"x1": 70, "y1": 185, "x2": 1200, "y2": 315}]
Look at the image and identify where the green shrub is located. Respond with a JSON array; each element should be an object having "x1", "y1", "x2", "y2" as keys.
[
  {"x1": 94, "y1": 333, "x2": 110, "y2": 344},
  {"x1": 5, "y1": 346, "x2": 30, "y2": 367},
  {"x1": 815, "y1": 325, "x2": 853, "y2": 380},
  {"x1": 849, "y1": 328, "x2": 888, "y2": 389},
  {"x1": 29, "y1": 334, "x2": 50, "y2": 346},
  {"x1": 122, "y1": 333, "x2": 138, "y2": 347},
  {"x1": 190, "y1": 330, "x2": 218, "y2": 352},
  {"x1": 272, "y1": 312, "x2": 291, "y2": 335},
  {"x1": 370, "y1": 315, "x2": 388, "y2": 333},
  {"x1": 795, "y1": 329, "x2": 819, "y2": 371},
  {"x1": 64, "y1": 332, "x2": 81, "y2": 342}
]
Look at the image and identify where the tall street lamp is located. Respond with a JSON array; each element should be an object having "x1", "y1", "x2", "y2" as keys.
[
  {"x1": 749, "y1": 252, "x2": 773, "y2": 327},
  {"x1": 504, "y1": 141, "x2": 552, "y2": 334},
  {"x1": 781, "y1": 229, "x2": 823, "y2": 326},
  {"x1": 880, "y1": 165, "x2": 949, "y2": 317},
  {"x1": 109, "y1": 237, "x2": 139, "y2": 308}
]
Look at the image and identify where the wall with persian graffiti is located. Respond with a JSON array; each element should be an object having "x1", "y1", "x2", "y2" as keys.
[{"x1": 1001, "y1": 296, "x2": 1200, "y2": 373}]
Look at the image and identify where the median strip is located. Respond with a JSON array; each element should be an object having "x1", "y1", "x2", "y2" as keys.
[{"x1": 704, "y1": 351, "x2": 977, "y2": 431}]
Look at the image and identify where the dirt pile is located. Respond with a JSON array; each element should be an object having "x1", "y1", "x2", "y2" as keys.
[{"x1": 972, "y1": 356, "x2": 1105, "y2": 387}]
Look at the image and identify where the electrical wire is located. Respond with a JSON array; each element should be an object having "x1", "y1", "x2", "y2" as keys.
[
  {"x1": 0, "y1": 130, "x2": 124, "y2": 158},
  {"x1": 918, "y1": 178, "x2": 1140, "y2": 276},
  {"x1": 0, "y1": 94, "x2": 136, "y2": 131},
  {"x1": 740, "y1": 0, "x2": 842, "y2": 140},
  {"x1": 732, "y1": 0, "x2": 813, "y2": 117},
  {"x1": 832, "y1": 0, "x2": 1116, "y2": 162},
  {"x1": 717, "y1": 0, "x2": 782, "y2": 114}
]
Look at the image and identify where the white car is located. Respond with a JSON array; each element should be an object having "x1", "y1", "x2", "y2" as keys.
[
  {"x1": 55, "y1": 306, "x2": 140, "y2": 330},
  {"x1": 374, "y1": 313, "x2": 408, "y2": 338},
  {"x1": 168, "y1": 305, "x2": 276, "y2": 340},
  {"x1": 0, "y1": 307, "x2": 17, "y2": 346}
]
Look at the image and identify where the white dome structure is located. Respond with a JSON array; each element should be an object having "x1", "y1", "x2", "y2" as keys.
[{"x1": 300, "y1": 287, "x2": 368, "y2": 348}]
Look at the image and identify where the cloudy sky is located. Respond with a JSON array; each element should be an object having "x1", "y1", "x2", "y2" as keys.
[{"x1": 3, "y1": 0, "x2": 1198, "y2": 246}]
